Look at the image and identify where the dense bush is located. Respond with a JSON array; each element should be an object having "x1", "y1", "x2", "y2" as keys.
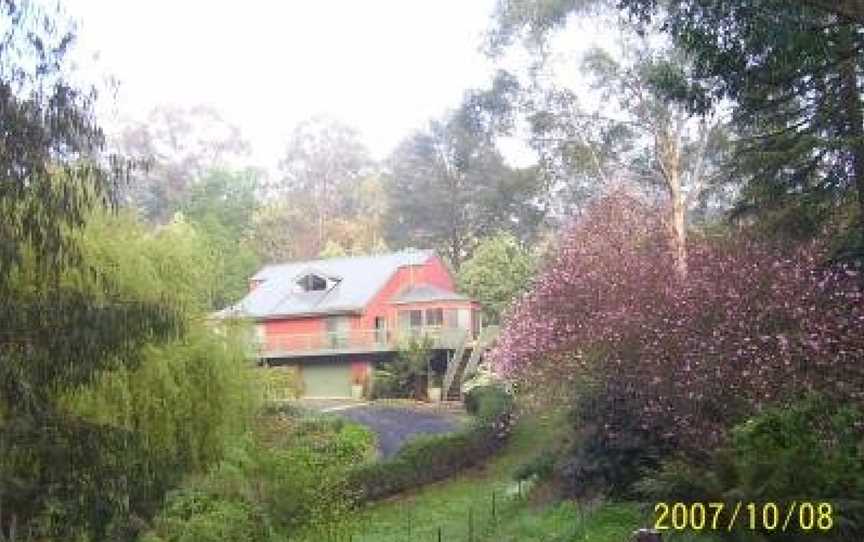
[
  {"x1": 372, "y1": 336, "x2": 435, "y2": 399},
  {"x1": 636, "y1": 396, "x2": 864, "y2": 541},
  {"x1": 63, "y1": 325, "x2": 262, "y2": 480},
  {"x1": 140, "y1": 490, "x2": 271, "y2": 542},
  {"x1": 514, "y1": 449, "x2": 558, "y2": 483},
  {"x1": 144, "y1": 415, "x2": 375, "y2": 541},
  {"x1": 490, "y1": 190, "x2": 864, "y2": 492},
  {"x1": 350, "y1": 385, "x2": 514, "y2": 500},
  {"x1": 0, "y1": 210, "x2": 263, "y2": 540},
  {"x1": 465, "y1": 385, "x2": 514, "y2": 421}
]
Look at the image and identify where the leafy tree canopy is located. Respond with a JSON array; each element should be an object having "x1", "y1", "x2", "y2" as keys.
[
  {"x1": 385, "y1": 111, "x2": 546, "y2": 269},
  {"x1": 457, "y1": 232, "x2": 535, "y2": 324}
]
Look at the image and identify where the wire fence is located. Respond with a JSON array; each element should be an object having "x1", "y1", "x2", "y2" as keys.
[{"x1": 305, "y1": 480, "x2": 604, "y2": 542}]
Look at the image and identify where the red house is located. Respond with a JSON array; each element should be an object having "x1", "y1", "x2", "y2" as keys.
[{"x1": 221, "y1": 249, "x2": 482, "y2": 398}]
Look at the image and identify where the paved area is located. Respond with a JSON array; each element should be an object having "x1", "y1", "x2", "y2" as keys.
[{"x1": 298, "y1": 399, "x2": 462, "y2": 458}]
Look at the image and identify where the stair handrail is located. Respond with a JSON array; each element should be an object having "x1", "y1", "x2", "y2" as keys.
[{"x1": 441, "y1": 328, "x2": 470, "y2": 399}]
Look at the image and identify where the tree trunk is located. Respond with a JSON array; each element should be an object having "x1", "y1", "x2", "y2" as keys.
[
  {"x1": 838, "y1": 28, "x2": 864, "y2": 245},
  {"x1": 670, "y1": 176, "x2": 688, "y2": 280},
  {"x1": 657, "y1": 124, "x2": 688, "y2": 280}
]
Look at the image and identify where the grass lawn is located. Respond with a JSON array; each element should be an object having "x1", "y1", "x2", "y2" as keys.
[{"x1": 338, "y1": 411, "x2": 656, "y2": 542}]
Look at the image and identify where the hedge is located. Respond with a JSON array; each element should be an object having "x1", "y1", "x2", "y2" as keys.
[{"x1": 348, "y1": 385, "x2": 514, "y2": 501}]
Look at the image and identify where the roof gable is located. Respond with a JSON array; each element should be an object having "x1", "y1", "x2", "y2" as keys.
[{"x1": 228, "y1": 249, "x2": 435, "y2": 319}]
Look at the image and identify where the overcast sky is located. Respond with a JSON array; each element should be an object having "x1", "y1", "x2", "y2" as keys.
[{"x1": 69, "y1": 1, "x2": 514, "y2": 171}]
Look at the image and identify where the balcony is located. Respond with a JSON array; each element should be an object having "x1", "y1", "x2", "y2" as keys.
[{"x1": 257, "y1": 326, "x2": 472, "y2": 359}]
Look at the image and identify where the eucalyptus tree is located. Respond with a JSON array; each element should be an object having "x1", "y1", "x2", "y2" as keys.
[
  {"x1": 0, "y1": 2, "x2": 181, "y2": 538},
  {"x1": 276, "y1": 116, "x2": 373, "y2": 254},
  {"x1": 579, "y1": 42, "x2": 729, "y2": 278},
  {"x1": 486, "y1": 2, "x2": 730, "y2": 278},
  {"x1": 114, "y1": 104, "x2": 251, "y2": 223},
  {"x1": 385, "y1": 111, "x2": 545, "y2": 270}
]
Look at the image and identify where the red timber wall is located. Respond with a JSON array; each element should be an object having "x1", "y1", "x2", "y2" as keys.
[
  {"x1": 262, "y1": 316, "x2": 325, "y2": 351},
  {"x1": 357, "y1": 255, "x2": 455, "y2": 330},
  {"x1": 260, "y1": 255, "x2": 461, "y2": 381}
]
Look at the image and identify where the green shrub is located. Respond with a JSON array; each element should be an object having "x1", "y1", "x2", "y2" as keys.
[
  {"x1": 636, "y1": 395, "x2": 864, "y2": 541},
  {"x1": 372, "y1": 336, "x2": 435, "y2": 399},
  {"x1": 350, "y1": 384, "x2": 514, "y2": 500},
  {"x1": 370, "y1": 369, "x2": 412, "y2": 399},
  {"x1": 146, "y1": 490, "x2": 271, "y2": 542},
  {"x1": 144, "y1": 412, "x2": 373, "y2": 541},
  {"x1": 514, "y1": 449, "x2": 558, "y2": 482},
  {"x1": 465, "y1": 385, "x2": 514, "y2": 421},
  {"x1": 559, "y1": 385, "x2": 671, "y2": 498}
]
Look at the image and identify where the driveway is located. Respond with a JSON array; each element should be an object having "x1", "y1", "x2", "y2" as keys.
[{"x1": 299, "y1": 399, "x2": 462, "y2": 458}]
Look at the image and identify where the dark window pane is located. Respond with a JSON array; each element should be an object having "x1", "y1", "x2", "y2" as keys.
[
  {"x1": 425, "y1": 308, "x2": 443, "y2": 326},
  {"x1": 410, "y1": 310, "x2": 423, "y2": 327}
]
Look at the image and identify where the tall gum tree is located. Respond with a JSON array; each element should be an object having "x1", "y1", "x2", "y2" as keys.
[
  {"x1": 487, "y1": 2, "x2": 729, "y2": 279},
  {"x1": 616, "y1": 0, "x2": 864, "y2": 257}
]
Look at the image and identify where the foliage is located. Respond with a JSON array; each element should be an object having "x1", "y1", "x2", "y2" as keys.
[
  {"x1": 253, "y1": 169, "x2": 388, "y2": 263},
  {"x1": 258, "y1": 366, "x2": 302, "y2": 403},
  {"x1": 457, "y1": 232, "x2": 535, "y2": 323},
  {"x1": 144, "y1": 415, "x2": 375, "y2": 541},
  {"x1": 140, "y1": 490, "x2": 270, "y2": 542},
  {"x1": 386, "y1": 111, "x2": 546, "y2": 269},
  {"x1": 0, "y1": 414, "x2": 168, "y2": 541},
  {"x1": 63, "y1": 324, "x2": 262, "y2": 477},
  {"x1": 374, "y1": 336, "x2": 435, "y2": 399},
  {"x1": 114, "y1": 105, "x2": 251, "y2": 223},
  {"x1": 250, "y1": 199, "x2": 319, "y2": 262},
  {"x1": 636, "y1": 396, "x2": 864, "y2": 541},
  {"x1": 464, "y1": 385, "x2": 515, "y2": 423},
  {"x1": 0, "y1": 0, "x2": 121, "y2": 282},
  {"x1": 275, "y1": 115, "x2": 372, "y2": 254},
  {"x1": 513, "y1": 449, "x2": 558, "y2": 483},
  {"x1": 342, "y1": 411, "x2": 583, "y2": 542},
  {"x1": 74, "y1": 210, "x2": 217, "y2": 312},
  {"x1": 616, "y1": 0, "x2": 864, "y2": 255},
  {"x1": 491, "y1": 190, "x2": 864, "y2": 491},
  {"x1": 178, "y1": 169, "x2": 262, "y2": 309},
  {"x1": 350, "y1": 384, "x2": 514, "y2": 500}
]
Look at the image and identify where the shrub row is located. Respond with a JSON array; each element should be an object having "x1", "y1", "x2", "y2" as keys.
[
  {"x1": 348, "y1": 385, "x2": 514, "y2": 501},
  {"x1": 142, "y1": 415, "x2": 376, "y2": 541}
]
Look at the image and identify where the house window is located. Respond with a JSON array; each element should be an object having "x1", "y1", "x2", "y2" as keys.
[
  {"x1": 374, "y1": 316, "x2": 387, "y2": 344},
  {"x1": 398, "y1": 309, "x2": 423, "y2": 329},
  {"x1": 326, "y1": 316, "x2": 350, "y2": 348},
  {"x1": 425, "y1": 308, "x2": 443, "y2": 327},
  {"x1": 444, "y1": 308, "x2": 458, "y2": 328},
  {"x1": 297, "y1": 274, "x2": 327, "y2": 291}
]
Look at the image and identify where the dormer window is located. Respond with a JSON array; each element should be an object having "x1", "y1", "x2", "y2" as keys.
[{"x1": 297, "y1": 274, "x2": 328, "y2": 292}]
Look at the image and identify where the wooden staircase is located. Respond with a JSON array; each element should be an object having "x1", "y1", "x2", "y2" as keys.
[
  {"x1": 440, "y1": 325, "x2": 501, "y2": 401},
  {"x1": 462, "y1": 325, "x2": 499, "y2": 381},
  {"x1": 441, "y1": 329, "x2": 469, "y2": 401}
]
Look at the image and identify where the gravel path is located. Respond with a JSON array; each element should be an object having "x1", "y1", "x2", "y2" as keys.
[{"x1": 330, "y1": 404, "x2": 461, "y2": 458}]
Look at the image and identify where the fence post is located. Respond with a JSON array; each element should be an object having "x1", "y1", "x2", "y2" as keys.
[
  {"x1": 492, "y1": 491, "x2": 496, "y2": 520},
  {"x1": 469, "y1": 507, "x2": 474, "y2": 542},
  {"x1": 437, "y1": 525, "x2": 442, "y2": 542}
]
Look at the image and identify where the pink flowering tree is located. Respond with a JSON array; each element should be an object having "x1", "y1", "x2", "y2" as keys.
[{"x1": 491, "y1": 188, "x2": 864, "y2": 461}]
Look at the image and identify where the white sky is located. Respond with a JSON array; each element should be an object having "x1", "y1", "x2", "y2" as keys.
[
  {"x1": 68, "y1": 1, "x2": 509, "y2": 170},
  {"x1": 66, "y1": 1, "x2": 618, "y2": 174}
]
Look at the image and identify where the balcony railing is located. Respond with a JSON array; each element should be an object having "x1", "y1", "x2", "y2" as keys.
[{"x1": 258, "y1": 326, "x2": 471, "y2": 358}]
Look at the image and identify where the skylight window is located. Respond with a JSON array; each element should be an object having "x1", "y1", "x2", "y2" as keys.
[{"x1": 297, "y1": 274, "x2": 327, "y2": 292}]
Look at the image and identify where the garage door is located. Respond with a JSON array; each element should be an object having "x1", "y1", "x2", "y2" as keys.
[{"x1": 301, "y1": 361, "x2": 352, "y2": 398}]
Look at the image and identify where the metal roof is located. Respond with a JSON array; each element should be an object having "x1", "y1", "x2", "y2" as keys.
[
  {"x1": 222, "y1": 249, "x2": 435, "y2": 319},
  {"x1": 390, "y1": 284, "x2": 469, "y2": 304}
]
